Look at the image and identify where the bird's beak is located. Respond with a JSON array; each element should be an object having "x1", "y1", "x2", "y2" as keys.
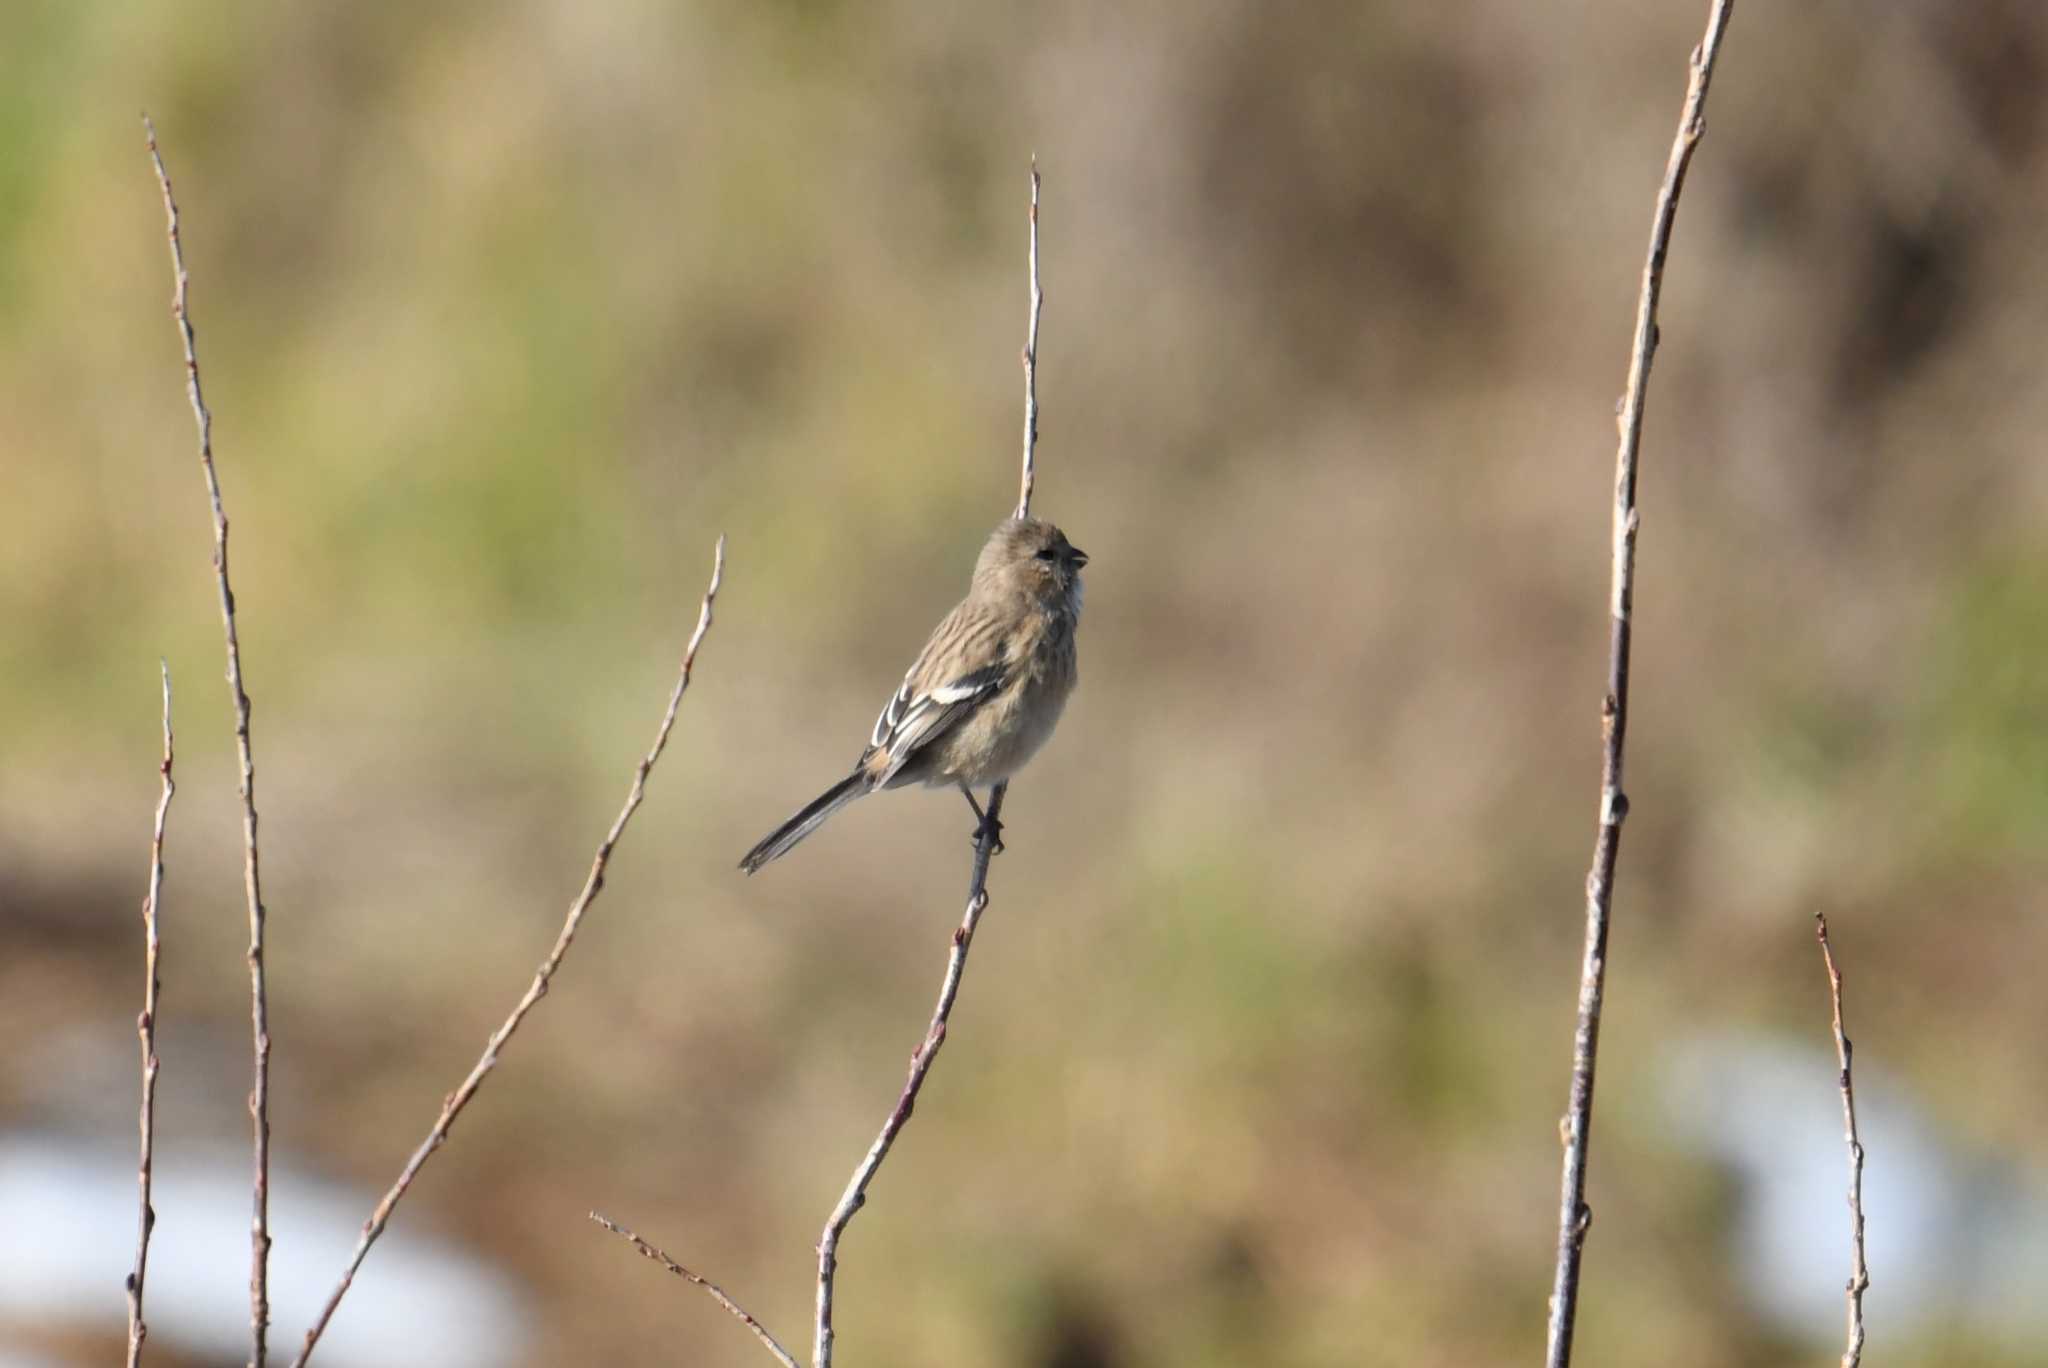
[{"x1": 1068, "y1": 546, "x2": 1089, "y2": 568}]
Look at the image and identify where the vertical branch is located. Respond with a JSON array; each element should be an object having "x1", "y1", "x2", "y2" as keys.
[
  {"x1": 1814, "y1": 915, "x2": 1868, "y2": 1368},
  {"x1": 813, "y1": 159, "x2": 1043, "y2": 1368},
  {"x1": 142, "y1": 116, "x2": 275, "y2": 1368},
  {"x1": 291, "y1": 538, "x2": 726, "y2": 1368},
  {"x1": 1544, "y1": 6, "x2": 1733, "y2": 1367},
  {"x1": 127, "y1": 663, "x2": 176, "y2": 1368},
  {"x1": 812, "y1": 812, "x2": 1003, "y2": 1368},
  {"x1": 1015, "y1": 158, "x2": 1042, "y2": 522}
]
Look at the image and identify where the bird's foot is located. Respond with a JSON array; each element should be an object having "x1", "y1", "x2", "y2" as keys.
[
  {"x1": 972, "y1": 815, "x2": 1006, "y2": 856},
  {"x1": 958, "y1": 782, "x2": 1004, "y2": 854}
]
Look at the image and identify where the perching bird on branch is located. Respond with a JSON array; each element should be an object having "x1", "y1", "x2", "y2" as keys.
[{"x1": 740, "y1": 517, "x2": 1086, "y2": 873}]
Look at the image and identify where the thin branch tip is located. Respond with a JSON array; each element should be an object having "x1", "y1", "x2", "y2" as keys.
[
  {"x1": 1015, "y1": 158, "x2": 1043, "y2": 522},
  {"x1": 290, "y1": 540, "x2": 727, "y2": 1367},
  {"x1": 591, "y1": 1213, "x2": 798, "y2": 1368},
  {"x1": 128, "y1": 663, "x2": 176, "y2": 1368},
  {"x1": 1815, "y1": 913, "x2": 1868, "y2": 1367},
  {"x1": 144, "y1": 120, "x2": 274, "y2": 1368},
  {"x1": 1545, "y1": 5, "x2": 1733, "y2": 1367}
]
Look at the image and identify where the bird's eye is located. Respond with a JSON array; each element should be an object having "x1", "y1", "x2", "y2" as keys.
[{"x1": 1035, "y1": 547, "x2": 1058, "y2": 561}]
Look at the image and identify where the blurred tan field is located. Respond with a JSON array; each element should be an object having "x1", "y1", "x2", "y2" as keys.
[{"x1": 3, "y1": 3, "x2": 2047, "y2": 1365}]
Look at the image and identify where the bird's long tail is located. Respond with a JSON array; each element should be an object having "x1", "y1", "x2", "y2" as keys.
[{"x1": 739, "y1": 772, "x2": 869, "y2": 873}]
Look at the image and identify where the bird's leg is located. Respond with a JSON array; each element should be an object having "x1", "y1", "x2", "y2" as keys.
[{"x1": 956, "y1": 781, "x2": 1004, "y2": 854}]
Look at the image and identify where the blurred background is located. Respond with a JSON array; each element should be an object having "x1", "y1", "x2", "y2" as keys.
[{"x1": 2, "y1": 1, "x2": 2045, "y2": 1364}]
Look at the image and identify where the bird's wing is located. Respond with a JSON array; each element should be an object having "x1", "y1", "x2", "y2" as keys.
[{"x1": 864, "y1": 658, "x2": 1007, "y2": 786}]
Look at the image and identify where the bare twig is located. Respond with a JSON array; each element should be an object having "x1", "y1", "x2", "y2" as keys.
[
  {"x1": 291, "y1": 538, "x2": 727, "y2": 1366},
  {"x1": 1814, "y1": 914, "x2": 1868, "y2": 1368},
  {"x1": 127, "y1": 663, "x2": 175, "y2": 1368},
  {"x1": 813, "y1": 812, "x2": 1002, "y2": 1368},
  {"x1": 1544, "y1": 7, "x2": 1734, "y2": 1366},
  {"x1": 143, "y1": 116, "x2": 275, "y2": 1368},
  {"x1": 590, "y1": 1213, "x2": 800, "y2": 1368},
  {"x1": 1015, "y1": 157, "x2": 1042, "y2": 522},
  {"x1": 813, "y1": 160, "x2": 1044, "y2": 1368}
]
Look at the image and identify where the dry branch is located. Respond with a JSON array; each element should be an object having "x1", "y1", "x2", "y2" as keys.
[
  {"x1": 142, "y1": 116, "x2": 275, "y2": 1368},
  {"x1": 811, "y1": 160, "x2": 1045, "y2": 1368},
  {"x1": 1815, "y1": 914, "x2": 1868, "y2": 1368},
  {"x1": 590, "y1": 1213, "x2": 801, "y2": 1368},
  {"x1": 290, "y1": 537, "x2": 727, "y2": 1367},
  {"x1": 1543, "y1": 7, "x2": 1734, "y2": 1366},
  {"x1": 126, "y1": 663, "x2": 175, "y2": 1368},
  {"x1": 812, "y1": 819, "x2": 1003, "y2": 1366},
  {"x1": 1015, "y1": 158, "x2": 1042, "y2": 521}
]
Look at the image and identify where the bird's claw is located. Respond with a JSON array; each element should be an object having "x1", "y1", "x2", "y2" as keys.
[{"x1": 972, "y1": 817, "x2": 1006, "y2": 856}]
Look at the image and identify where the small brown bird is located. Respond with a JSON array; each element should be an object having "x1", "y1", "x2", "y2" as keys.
[{"x1": 740, "y1": 517, "x2": 1086, "y2": 873}]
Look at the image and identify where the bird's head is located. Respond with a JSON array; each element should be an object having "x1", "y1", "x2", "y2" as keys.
[{"x1": 976, "y1": 516, "x2": 1087, "y2": 613}]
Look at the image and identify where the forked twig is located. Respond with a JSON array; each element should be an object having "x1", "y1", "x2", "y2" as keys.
[
  {"x1": 291, "y1": 538, "x2": 727, "y2": 1366},
  {"x1": 126, "y1": 663, "x2": 175, "y2": 1368},
  {"x1": 142, "y1": 116, "x2": 275, "y2": 1368},
  {"x1": 1815, "y1": 914, "x2": 1868, "y2": 1368},
  {"x1": 1544, "y1": 6, "x2": 1734, "y2": 1366},
  {"x1": 590, "y1": 1213, "x2": 801, "y2": 1368}
]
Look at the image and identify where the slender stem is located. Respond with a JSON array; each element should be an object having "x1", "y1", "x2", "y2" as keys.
[
  {"x1": 814, "y1": 784, "x2": 1005, "y2": 1368},
  {"x1": 291, "y1": 538, "x2": 727, "y2": 1366},
  {"x1": 1016, "y1": 160, "x2": 1042, "y2": 521},
  {"x1": 142, "y1": 116, "x2": 274, "y2": 1368},
  {"x1": 590, "y1": 1213, "x2": 801, "y2": 1368},
  {"x1": 1814, "y1": 914, "x2": 1869, "y2": 1368},
  {"x1": 1544, "y1": 7, "x2": 1734, "y2": 1366},
  {"x1": 127, "y1": 663, "x2": 176, "y2": 1368},
  {"x1": 813, "y1": 157, "x2": 1045, "y2": 1368}
]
